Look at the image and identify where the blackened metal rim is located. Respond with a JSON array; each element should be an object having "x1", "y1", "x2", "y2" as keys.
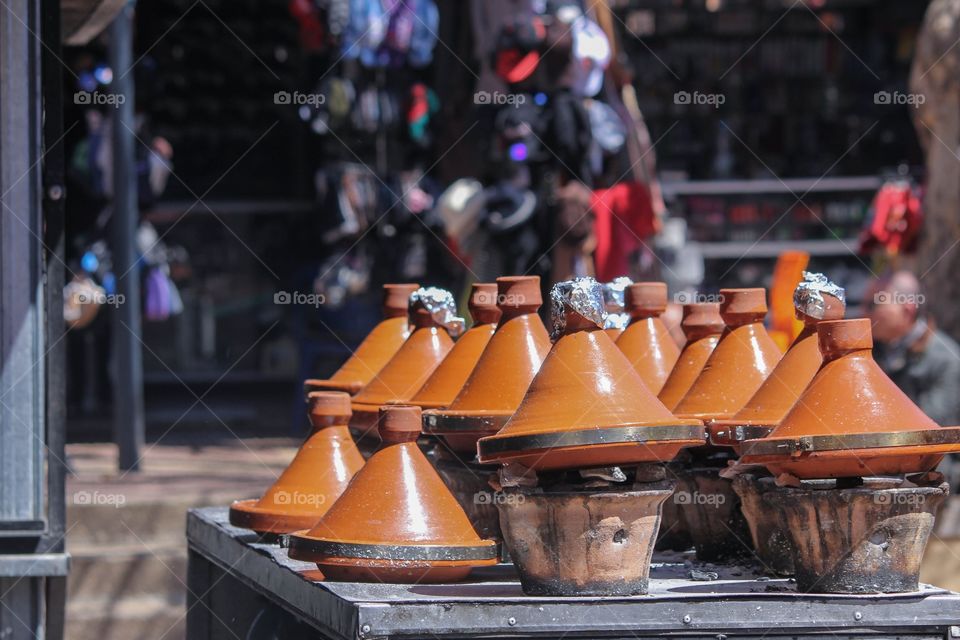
[
  {"x1": 477, "y1": 424, "x2": 706, "y2": 458},
  {"x1": 288, "y1": 536, "x2": 498, "y2": 561},
  {"x1": 740, "y1": 427, "x2": 960, "y2": 457},
  {"x1": 422, "y1": 411, "x2": 511, "y2": 434}
]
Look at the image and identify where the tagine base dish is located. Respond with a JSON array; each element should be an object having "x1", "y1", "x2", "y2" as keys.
[
  {"x1": 740, "y1": 427, "x2": 960, "y2": 478},
  {"x1": 228, "y1": 499, "x2": 324, "y2": 535},
  {"x1": 288, "y1": 534, "x2": 498, "y2": 584},
  {"x1": 478, "y1": 423, "x2": 705, "y2": 471},
  {"x1": 422, "y1": 410, "x2": 513, "y2": 454}
]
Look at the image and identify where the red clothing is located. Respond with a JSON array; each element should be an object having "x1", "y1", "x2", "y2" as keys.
[
  {"x1": 859, "y1": 182, "x2": 922, "y2": 256},
  {"x1": 592, "y1": 181, "x2": 656, "y2": 281}
]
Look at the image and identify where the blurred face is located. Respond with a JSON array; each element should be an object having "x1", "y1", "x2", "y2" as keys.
[{"x1": 869, "y1": 299, "x2": 914, "y2": 343}]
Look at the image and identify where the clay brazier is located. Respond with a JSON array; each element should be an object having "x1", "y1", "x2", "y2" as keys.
[
  {"x1": 305, "y1": 283, "x2": 417, "y2": 395},
  {"x1": 288, "y1": 405, "x2": 498, "y2": 583},
  {"x1": 229, "y1": 391, "x2": 364, "y2": 534}
]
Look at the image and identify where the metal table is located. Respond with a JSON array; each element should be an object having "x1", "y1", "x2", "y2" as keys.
[{"x1": 187, "y1": 507, "x2": 960, "y2": 639}]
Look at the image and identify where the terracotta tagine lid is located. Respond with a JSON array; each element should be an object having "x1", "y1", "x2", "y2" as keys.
[
  {"x1": 350, "y1": 287, "x2": 461, "y2": 435},
  {"x1": 673, "y1": 288, "x2": 782, "y2": 421},
  {"x1": 740, "y1": 318, "x2": 960, "y2": 479},
  {"x1": 287, "y1": 405, "x2": 498, "y2": 582},
  {"x1": 601, "y1": 276, "x2": 632, "y2": 341},
  {"x1": 709, "y1": 273, "x2": 846, "y2": 450},
  {"x1": 422, "y1": 276, "x2": 552, "y2": 454},
  {"x1": 615, "y1": 282, "x2": 680, "y2": 394},
  {"x1": 405, "y1": 283, "x2": 500, "y2": 410},
  {"x1": 477, "y1": 278, "x2": 705, "y2": 471},
  {"x1": 304, "y1": 283, "x2": 418, "y2": 395},
  {"x1": 658, "y1": 302, "x2": 724, "y2": 411},
  {"x1": 230, "y1": 392, "x2": 365, "y2": 534}
]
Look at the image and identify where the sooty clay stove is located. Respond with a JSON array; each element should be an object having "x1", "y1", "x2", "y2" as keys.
[{"x1": 477, "y1": 277, "x2": 705, "y2": 596}]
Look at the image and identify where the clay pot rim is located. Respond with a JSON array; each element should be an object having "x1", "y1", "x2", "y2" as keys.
[
  {"x1": 422, "y1": 409, "x2": 512, "y2": 435},
  {"x1": 305, "y1": 557, "x2": 499, "y2": 571},
  {"x1": 500, "y1": 484, "x2": 676, "y2": 499},
  {"x1": 758, "y1": 480, "x2": 948, "y2": 496},
  {"x1": 304, "y1": 378, "x2": 365, "y2": 394},
  {"x1": 390, "y1": 398, "x2": 447, "y2": 410},
  {"x1": 674, "y1": 409, "x2": 737, "y2": 421},
  {"x1": 741, "y1": 426, "x2": 960, "y2": 457},
  {"x1": 287, "y1": 531, "x2": 498, "y2": 562},
  {"x1": 228, "y1": 499, "x2": 325, "y2": 535},
  {"x1": 477, "y1": 423, "x2": 705, "y2": 462},
  {"x1": 477, "y1": 440, "x2": 704, "y2": 469}
]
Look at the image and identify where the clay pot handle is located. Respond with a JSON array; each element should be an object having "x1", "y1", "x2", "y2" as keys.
[
  {"x1": 382, "y1": 284, "x2": 420, "y2": 318},
  {"x1": 626, "y1": 282, "x2": 668, "y2": 319},
  {"x1": 496, "y1": 276, "x2": 542, "y2": 318},
  {"x1": 468, "y1": 283, "x2": 501, "y2": 325},
  {"x1": 378, "y1": 405, "x2": 422, "y2": 443},
  {"x1": 817, "y1": 318, "x2": 872, "y2": 361},
  {"x1": 719, "y1": 288, "x2": 768, "y2": 326},
  {"x1": 681, "y1": 302, "x2": 724, "y2": 340}
]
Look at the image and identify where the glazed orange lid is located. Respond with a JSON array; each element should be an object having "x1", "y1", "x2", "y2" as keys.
[
  {"x1": 616, "y1": 282, "x2": 680, "y2": 394},
  {"x1": 350, "y1": 287, "x2": 459, "y2": 432},
  {"x1": 739, "y1": 318, "x2": 960, "y2": 478},
  {"x1": 422, "y1": 276, "x2": 552, "y2": 452},
  {"x1": 477, "y1": 278, "x2": 704, "y2": 471},
  {"x1": 406, "y1": 283, "x2": 500, "y2": 409},
  {"x1": 673, "y1": 288, "x2": 782, "y2": 421},
  {"x1": 304, "y1": 283, "x2": 418, "y2": 395},
  {"x1": 658, "y1": 302, "x2": 724, "y2": 411},
  {"x1": 287, "y1": 405, "x2": 497, "y2": 571},
  {"x1": 229, "y1": 391, "x2": 365, "y2": 534},
  {"x1": 708, "y1": 273, "x2": 846, "y2": 449}
]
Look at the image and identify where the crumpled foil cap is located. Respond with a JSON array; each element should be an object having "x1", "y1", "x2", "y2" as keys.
[
  {"x1": 793, "y1": 271, "x2": 846, "y2": 319},
  {"x1": 410, "y1": 286, "x2": 465, "y2": 337},
  {"x1": 602, "y1": 277, "x2": 632, "y2": 330},
  {"x1": 549, "y1": 277, "x2": 606, "y2": 340}
]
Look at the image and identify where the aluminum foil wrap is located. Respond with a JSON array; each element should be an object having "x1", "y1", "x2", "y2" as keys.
[
  {"x1": 793, "y1": 271, "x2": 846, "y2": 319},
  {"x1": 549, "y1": 277, "x2": 606, "y2": 340},
  {"x1": 602, "y1": 276, "x2": 632, "y2": 330},
  {"x1": 410, "y1": 286, "x2": 465, "y2": 337}
]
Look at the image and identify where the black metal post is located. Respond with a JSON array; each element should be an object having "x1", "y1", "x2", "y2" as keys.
[{"x1": 110, "y1": 2, "x2": 145, "y2": 471}]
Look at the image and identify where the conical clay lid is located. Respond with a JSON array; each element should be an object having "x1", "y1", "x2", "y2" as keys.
[
  {"x1": 305, "y1": 284, "x2": 417, "y2": 394},
  {"x1": 288, "y1": 406, "x2": 497, "y2": 582},
  {"x1": 350, "y1": 287, "x2": 459, "y2": 433},
  {"x1": 708, "y1": 273, "x2": 846, "y2": 448},
  {"x1": 422, "y1": 276, "x2": 552, "y2": 452},
  {"x1": 477, "y1": 278, "x2": 704, "y2": 471},
  {"x1": 674, "y1": 288, "x2": 782, "y2": 421},
  {"x1": 407, "y1": 283, "x2": 500, "y2": 409},
  {"x1": 658, "y1": 303, "x2": 724, "y2": 411},
  {"x1": 740, "y1": 319, "x2": 960, "y2": 478},
  {"x1": 616, "y1": 282, "x2": 680, "y2": 394},
  {"x1": 230, "y1": 392, "x2": 365, "y2": 534}
]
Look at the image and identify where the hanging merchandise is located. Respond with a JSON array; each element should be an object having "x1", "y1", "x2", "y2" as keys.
[
  {"x1": 591, "y1": 181, "x2": 657, "y2": 282},
  {"x1": 288, "y1": 0, "x2": 326, "y2": 52},
  {"x1": 340, "y1": 0, "x2": 438, "y2": 68},
  {"x1": 407, "y1": 83, "x2": 439, "y2": 147},
  {"x1": 569, "y1": 15, "x2": 611, "y2": 98},
  {"x1": 494, "y1": 15, "x2": 546, "y2": 85},
  {"x1": 858, "y1": 179, "x2": 922, "y2": 257}
]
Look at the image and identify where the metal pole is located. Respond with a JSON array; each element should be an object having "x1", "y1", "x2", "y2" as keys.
[{"x1": 110, "y1": 2, "x2": 145, "y2": 471}]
